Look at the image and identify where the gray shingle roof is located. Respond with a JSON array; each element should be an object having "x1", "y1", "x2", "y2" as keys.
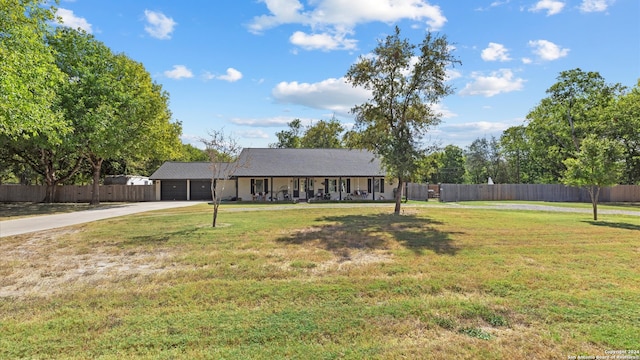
[
  {"x1": 149, "y1": 162, "x2": 231, "y2": 180},
  {"x1": 150, "y1": 149, "x2": 385, "y2": 180},
  {"x1": 234, "y1": 148, "x2": 384, "y2": 177}
]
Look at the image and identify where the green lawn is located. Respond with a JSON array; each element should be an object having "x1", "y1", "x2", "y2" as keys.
[{"x1": 1, "y1": 203, "x2": 638, "y2": 359}]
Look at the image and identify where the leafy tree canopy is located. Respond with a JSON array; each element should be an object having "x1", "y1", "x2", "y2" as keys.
[
  {"x1": 562, "y1": 135, "x2": 624, "y2": 220},
  {"x1": 0, "y1": 0, "x2": 67, "y2": 140},
  {"x1": 346, "y1": 26, "x2": 460, "y2": 214}
]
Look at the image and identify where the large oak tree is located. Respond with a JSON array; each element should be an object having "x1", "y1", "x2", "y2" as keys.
[
  {"x1": 525, "y1": 69, "x2": 624, "y2": 182},
  {"x1": 49, "y1": 28, "x2": 181, "y2": 204}
]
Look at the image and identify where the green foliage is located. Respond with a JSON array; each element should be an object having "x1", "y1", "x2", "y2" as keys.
[
  {"x1": 345, "y1": 26, "x2": 460, "y2": 214},
  {"x1": 562, "y1": 136, "x2": 624, "y2": 188},
  {"x1": 464, "y1": 137, "x2": 492, "y2": 184},
  {"x1": 525, "y1": 69, "x2": 625, "y2": 182},
  {"x1": 439, "y1": 145, "x2": 466, "y2": 184},
  {"x1": 271, "y1": 119, "x2": 302, "y2": 148},
  {"x1": 48, "y1": 28, "x2": 182, "y2": 203},
  {"x1": 500, "y1": 126, "x2": 534, "y2": 183},
  {"x1": 271, "y1": 117, "x2": 346, "y2": 149},
  {"x1": 0, "y1": 0, "x2": 67, "y2": 140},
  {"x1": 300, "y1": 117, "x2": 344, "y2": 148},
  {"x1": 177, "y1": 143, "x2": 209, "y2": 162},
  {"x1": 563, "y1": 135, "x2": 624, "y2": 220},
  {"x1": 608, "y1": 80, "x2": 640, "y2": 184}
]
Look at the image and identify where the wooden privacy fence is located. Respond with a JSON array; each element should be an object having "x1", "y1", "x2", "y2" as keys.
[
  {"x1": 0, "y1": 184, "x2": 156, "y2": 203},
  {"x1": 430, "y1": 184, "x2": 640, "y2": 202},
  {"x1": 406, "y1": 183, "x2": 440, "y2": 200}
]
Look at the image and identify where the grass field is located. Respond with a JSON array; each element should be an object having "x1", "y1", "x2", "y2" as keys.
[{"x1": 1, "y1": 203, "x2": 638, "y2": 359}]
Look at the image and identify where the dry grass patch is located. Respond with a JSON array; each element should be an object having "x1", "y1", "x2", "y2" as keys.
[{"x1": 0, "y1": 227, "x2": 180, "y2": 298}]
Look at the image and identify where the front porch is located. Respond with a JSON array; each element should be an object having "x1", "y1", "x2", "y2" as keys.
[{"x1": 236, "y1": 176, "x2": 395, "y2": 202}]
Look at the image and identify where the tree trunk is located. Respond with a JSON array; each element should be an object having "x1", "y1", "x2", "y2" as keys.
[
  {"x1": 589, "y1": 185, "x2": 600, "y2": 221},
  {"x1": 89, "y1": 157, "x2": 103, "y2": 205},
  {"x1": 212, "y1": 204, "x2": 219, "y2": 227},
  {"x1": 394, "y1": 177, "x2": 403, "y2": 215},
  {"x1": 42, "y1": 160, "x2": 57, "y2": 203},
  {"x1": 43, "y1": 179, "x2": 57, "y2": 203}
]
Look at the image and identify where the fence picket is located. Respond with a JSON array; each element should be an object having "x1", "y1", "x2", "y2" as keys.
[
  {"x1": 0, "y1": 185, "x2": 155, "y2": 202},
  {"x1": 405, "y1": 183, "x2": 640, "y2": 202}
]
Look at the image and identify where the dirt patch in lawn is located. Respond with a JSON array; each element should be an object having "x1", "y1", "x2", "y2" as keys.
[{"x1": 0, "y1": 228, "x2": 179, "y2": 298}]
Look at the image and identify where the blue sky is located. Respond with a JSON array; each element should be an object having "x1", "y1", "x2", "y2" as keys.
[{"x1": 55, "y1": 0, "x2": 639, "y2": 150}]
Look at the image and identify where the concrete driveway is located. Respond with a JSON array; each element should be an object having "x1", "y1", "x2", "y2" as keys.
[{"x1": 0, "y1": 202, "x2": 203, "y2": 238}]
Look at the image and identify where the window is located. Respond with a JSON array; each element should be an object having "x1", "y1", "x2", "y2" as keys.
[
  {"x1": 251, "y1": 179, "x2": 269, "y2": 194},
  {"x1": 368, "y1": 178, "x2": 385, "y2": 193},
  {"x1": 327, "y1": 179, "x2": 337, "y2": 192}
]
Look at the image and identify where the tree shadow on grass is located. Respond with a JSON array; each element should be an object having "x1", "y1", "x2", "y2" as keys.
[
  {"x1": 277, "y1": 213, "x2": 462, "y2": 257},
  {"x1": 584, "y1": 221, "x2": 640, "y2": 231}
]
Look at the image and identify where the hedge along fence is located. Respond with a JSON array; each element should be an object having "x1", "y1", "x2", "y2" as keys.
[
  {"x1": 0, "y1": 184, "x2": 156, "y2": 203},
  {"x1": 434, "y1": 184, "x2": 640, "y2": 203}
]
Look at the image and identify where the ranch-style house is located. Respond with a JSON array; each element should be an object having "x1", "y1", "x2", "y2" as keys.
[{"x1": 149, "y1": 148, "x2": 397, "y2": 202}]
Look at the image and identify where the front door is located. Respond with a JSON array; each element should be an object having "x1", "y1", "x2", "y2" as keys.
[
  {"x1": 293, "y1": 178, "x2": 307, "y2": 199},
  {"x1": 306, "y1": 178, "x2": 314, "y2": 199}
]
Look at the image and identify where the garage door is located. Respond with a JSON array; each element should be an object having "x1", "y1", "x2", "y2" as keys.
[
  {"x1": 160, "y1": 180, "x2": 187, "y2": 200},
  {"x1": 190, "y1": 180, "x2": 212, "y2": 201}
]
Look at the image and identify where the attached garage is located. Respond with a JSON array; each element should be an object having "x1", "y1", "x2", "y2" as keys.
[
  {"x1": 150, "y1": 162, "x2": 234, "y2": 201},
  {"x1": 190, "y1": 180, "x2": 212, "y2": 201},
  {"x1": 160, "y1": 180, "x2": 187, "y2": 201}
]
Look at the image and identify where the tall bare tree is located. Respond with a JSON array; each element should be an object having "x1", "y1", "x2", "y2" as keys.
[{"x1": 200, "y1": 130, "x2": 248, "y2": 227}]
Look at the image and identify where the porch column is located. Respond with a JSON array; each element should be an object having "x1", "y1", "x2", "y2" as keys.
[
  {"x1": 372, "y1": 177, "x2": 375, "y2": 201},
  {"x1": 186, "y1": 179, "x2": 191, "y2": 201},
  {"x1": 339, "y1": 177, "x2": 342, "y2": 200},
  {"x1": 270, "y1": 177, "x2": 274, "y2": 201}
]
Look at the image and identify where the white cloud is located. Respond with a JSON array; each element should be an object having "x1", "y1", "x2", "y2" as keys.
[
  {"x1": 521, "y1": 57, "x2": 533, "y2": 64},
  {"x1": 579, "y1": 0, "x2": 614, "y2": 12},
  {"x1": 144, "y1": 10, "x2": 176, "y2": 40},
  {"x1": 56, "y1": 8, "x2": 92, "y2": 33},
  {"x1": 432, "y1": 103, "x2": 457, "y2": 119},
  {"x1": 230, "y1": 116, "x2": 312, "y2": 127},
  {"x1": 290, "y1": 31, "x2": 358, "y2": 51},
  {"x1": 237, "y1": 129, "x2": 270, "y2": 139},
  {"x1": 528, "y1": 39, "x2": 569, "y2": 61},
  {"x1": 272, "y1": 77, "x2": 370, "y2": 115},
  {"x1": 203, "y1": 68, "x2": 244, "y2": 82},
  {"x1": 164, "y1": 65, "x2": 193, "y2": 79},
  {"x1": 481, "y1": 42, "x2": 511, "y2": 62},
  {"x1": 432, "y1": 121, "x2": 514, "y2": 146},
  {"x1": 218, "y1": 68, "x2": 243, "y2": 82},
  {"x1": 459, "y1": 69, "x2": 525, "y2": 97},
  {"x1": 249, "y1": 0, "x2": 446, "y2": 50},
  {"x1": 529, "y1": 0, "x2": 565, "y2": 15},
  {"x1": 440, "y1": 121, "x2": 511, "y2": 134},
  {"x1": 446, "y1": 69, "x2": 463, "y2": 81}
]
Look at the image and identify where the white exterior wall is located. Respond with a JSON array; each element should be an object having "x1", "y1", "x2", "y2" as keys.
[{"x1": 214, "y1": 179, "x2": 238, "y2": 200}]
